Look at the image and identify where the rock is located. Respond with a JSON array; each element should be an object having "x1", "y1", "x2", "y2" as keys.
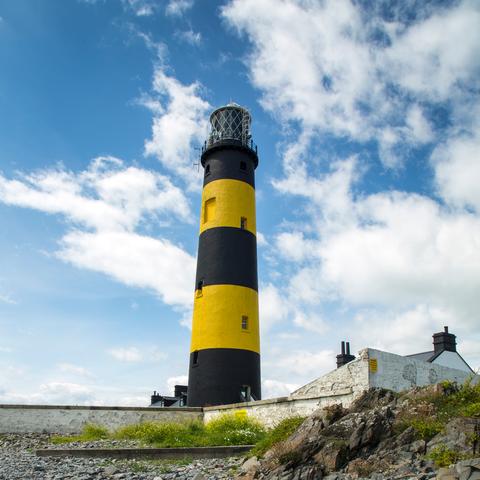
[
  {"x1": 313, "y1": 441, "x2": 348, "y2": 472},
  {"x1": 241, "y1": 456, "x2": 260, "y2": 473},
  {"x1": 437, "y1": 467, "x2": 458, "y2": 480},
  {"x1": 104, "y1": 465, "x2": 119, "y2": 476}
]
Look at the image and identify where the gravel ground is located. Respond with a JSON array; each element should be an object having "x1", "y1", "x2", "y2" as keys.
[{"x1": 0, "y1": 434, "x2": 243, "y2": 480}]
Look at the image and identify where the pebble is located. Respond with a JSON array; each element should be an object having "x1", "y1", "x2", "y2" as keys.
[{"x1": 0, "y1": 434, "x2": 243, "y2": 480}]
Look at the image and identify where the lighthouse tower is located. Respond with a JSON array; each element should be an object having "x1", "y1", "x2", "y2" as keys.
[{"x1": 187, "y1": 103, "x2": 261, "y2": 407}]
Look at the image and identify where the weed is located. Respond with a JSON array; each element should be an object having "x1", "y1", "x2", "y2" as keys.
[
  {"x1": 278, "y1": 449, "x2": 303, "y2": 466},
  {"x1": 427, "y1": 444, "x2": 469, "y2": 467},
  {"x1": 51, "y1": 424, "x2": 110, "y2": 444},
  {"x1": 205, "y1": 411, "x2": 266, "y2": 446},
  {"x1": 250, "y1": 416, "x2": 305, "y2": 458}
]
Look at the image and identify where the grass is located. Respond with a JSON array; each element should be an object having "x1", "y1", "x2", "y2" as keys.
[
  {"x1": 51, "y1": 424, "x2": 109, "y2": 444},
  {"x1": 395, "y1": 378, "x2": 480, "y2": 441},
  {"x1": 51, "y1": 411, "x2": 266, "y2": 448},
  {"x1": 249, "y1": 416, "x2": 305, "y2": 458}
]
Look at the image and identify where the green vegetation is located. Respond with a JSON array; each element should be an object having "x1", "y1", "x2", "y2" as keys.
[
  {"x1": 250, "y1": 416, "x2": 305, "y2": 458},
  {"x1": 51, "y1": 424, "x2": 109, "y2": 444},
  {"x1": 51, "y1": 412, "x2": 266, "y2": 448},
  {"x1": 427, "y1": 444, "x2": 469, "y2": 467},
  {"x1": 395, "y1": 379, "x2": 480, "y2": 441}
]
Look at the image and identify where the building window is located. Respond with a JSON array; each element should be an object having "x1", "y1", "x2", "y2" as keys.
[
  {"x1": 205, "y1": 164, "x2": 211, "y2": 175},
  {"x1": 193, "y1": 351, "x2": 199, "y2": 366},
  {"x1": 240, "y1": 161, "x2": 247, "y2": 171},
  {"x1": 240, "y1": 216, "x2": 247, "y2": 229},
  {"x1": 204, "y1": 197, "x2": 216, "y2": 223},
  {"x1": 241, "y1": 315, "x2": 249, "y2": 330}
]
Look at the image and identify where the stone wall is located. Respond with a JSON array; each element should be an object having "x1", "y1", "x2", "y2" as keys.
[
  {"x1": 0, "y1": 404, "x2": 203, "y2": 434},
  {"x1": 203, "y1": 390, "x2": 354, "y2": 428},
  {"x1": 2, "y1": 348, "x2": 475, "y2": 433}
]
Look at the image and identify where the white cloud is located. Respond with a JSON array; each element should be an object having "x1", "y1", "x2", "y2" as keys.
[
  {"x1": 275, "y1": 350, "x2": 335, "y2": 377},
  {"x1": 166, "y1": 375, "x2": 188, "y2": 395},
  {"x1": 165, "y1": 0, "x2": 194, "y2": 17},
  {"x1": 175, "y1": 29, "x2": 202, "y2": 46},
  {"x1": 108, "y1": 346, "x2": 168, "y2": 363},
  {"x1": 0, "y1": 156, "x2": 191, "y2": 231},
  {"x1": 432, "y1": 133, "x2": 480, "y2": 212},
  {"x1": 262, "y1": 379, "x2": 299, "y2": 399},
  {"x1": 0, "y1": 158, "x2": 196, "y2": 309},
  {"x1": 222, "y1": 0, "x2": 480, "y2": 166},
  {"x1": 142, "y1": 70, "x2": 211, "y2": 187},
  {"x1": 57, "y1": 363, "x2": 94, "y2": 378},
  {"x1": 0, "y1": 293, "x2": 16, "y2": 305},
  {"x1": 259, "y1": 283, "x2": 289, "y2": 333},
  {"x1": 59, "y1": 230, "x2": 195, "y2": 306}
]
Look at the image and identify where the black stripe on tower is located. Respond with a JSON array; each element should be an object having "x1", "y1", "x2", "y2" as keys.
[
  {"x1": 203, "y1": 148, "x2": 256, "y2": 188},
  {"x1": 196, "y1": 227, "x2": 258, "y2": 291},
  {"x1": 188, "y1": 349, "x2": 261, "y2": 407}
]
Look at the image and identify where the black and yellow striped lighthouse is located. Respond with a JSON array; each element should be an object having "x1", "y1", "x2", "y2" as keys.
[{"x1": 187, "y1": 103, "x2": 261, "y2": 407}]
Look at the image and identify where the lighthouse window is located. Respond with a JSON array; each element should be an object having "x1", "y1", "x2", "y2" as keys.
[
  {"x1": 205, "y1": 164, "x2": 211, "y2": 175},
  {"x1": 240, "y1": 216, "x2": 247, "y2": 229},
  {"x1": 193, "y1": 351, "x2": 199, "y2": 366},
  {"x1": 204, "y1": 197, "x2": 216, "y2": 223},
  {"x1": 240, "y1": 161, "x2": 247, "y2": 171},
  {"x1": 241, "y1": 315, "x2": 249, "y2": 330}
]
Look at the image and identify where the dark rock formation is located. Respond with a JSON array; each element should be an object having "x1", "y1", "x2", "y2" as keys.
[{"x1": 236, "y1": 387, "x2": 480, "y2": 480}]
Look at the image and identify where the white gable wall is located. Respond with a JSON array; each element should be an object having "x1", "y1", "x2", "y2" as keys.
[{"x1": 432, "y1": 350, "x2": 473, "y2": 373}]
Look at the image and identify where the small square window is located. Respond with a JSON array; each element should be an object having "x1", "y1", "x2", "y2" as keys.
[
  {"x1": 241, "y1": 315, "x2": 248, "y2": 330},
  {"x1": 240, "y1": 217, "x2": 247, "y2": 229},
  {"x1": 205, "y1": 164, "x2": 211, "y2": 175},
  {"x1": 240, "y1": 161, "x2": 247, "y2": 171},
  {"x1": 193, "y1": 351, "x2": 199, "y2": 366}
]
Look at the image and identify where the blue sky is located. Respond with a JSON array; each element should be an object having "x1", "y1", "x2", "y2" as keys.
[{"x1": 0, "y1": 0, "x2": 479, "y2": 405}]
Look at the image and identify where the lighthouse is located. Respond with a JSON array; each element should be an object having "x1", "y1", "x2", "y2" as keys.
[{"x1": 187, "y1": 103, "x2": 261, "y2": 407}]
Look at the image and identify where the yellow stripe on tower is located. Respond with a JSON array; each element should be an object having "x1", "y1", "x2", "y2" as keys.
[
  {"x1": 190, "y1": 284, "x2": 259, "y2": 353},
  {"x1": 200, "y1": 179, "x2": 256, "y2": 235}
]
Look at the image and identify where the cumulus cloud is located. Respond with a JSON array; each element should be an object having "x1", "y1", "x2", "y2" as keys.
[
  {"x1": 57, "y1": 363, "x2": 94, "y2": 378},
  {"x1": 262, "y1": 379, "x2": 299, "y2": 399},
  {"x1": 166, "y1": 375, "x2": 188, "y2": 395},
  {"x1": 165, "y1": 0, "x2": 194, "y2": 17},
  {"x1": 108, "y1": 346, "x2": 168, "y2": 363},
  {"x1": 222, "y1": 0, "x2": 480, "y2": 166},
  {"x1": 142, "y1": 70, "x2": 211, "y2": 187},
  {"x1": 0, "y1": 157, "x2": 196, "y2": 308},
  {"x1": 175, "y1": 29, "x2": 202, "y2": 46}
]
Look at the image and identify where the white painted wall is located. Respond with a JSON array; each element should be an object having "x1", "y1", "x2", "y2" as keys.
[
  {"x1": 367, "y1": 348, "x2": 476, "y2": 391},
  {"x1": 432, "y1": 350, "x2": 474, "y2": 373},
  {"x1": 0, "y1": 405, "x2": 203, "y2": 434}
]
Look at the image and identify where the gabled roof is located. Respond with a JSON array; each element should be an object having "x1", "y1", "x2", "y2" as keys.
[{"x1": 405, "y1": 351, "x2": 434, "y2": 362}]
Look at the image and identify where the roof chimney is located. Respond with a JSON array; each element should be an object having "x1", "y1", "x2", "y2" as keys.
[
  {"x1": 433, "y1": 326, "x2": 457, "y2": 354},
  {"x1": 336, "y1": 341, "x2": 355, "y2": 368}
]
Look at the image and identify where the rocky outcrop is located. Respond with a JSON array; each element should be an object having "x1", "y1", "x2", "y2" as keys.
[{"x1": 236, "y1": 387, "x2": 480, "y2": 480}]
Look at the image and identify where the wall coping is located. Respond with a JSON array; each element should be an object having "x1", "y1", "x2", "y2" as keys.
[
  {"x1": 0, "y1": 404, "x2": 202, "y2": 412},
  {"x1": 203, "y1": 388, "x2": 354, "y2": 412}
]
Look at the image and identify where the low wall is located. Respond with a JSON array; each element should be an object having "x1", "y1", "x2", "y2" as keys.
[
  {"x1": 203, "y1": 389, "x2": 354, "y2": 428},
  {"x1": 0, "y1": 404, "x2": 203, "y2": 434}
]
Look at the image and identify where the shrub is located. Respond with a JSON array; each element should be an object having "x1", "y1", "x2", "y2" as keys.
[
  {"x1": 205, "y1": 411, "x2": 266, "y2": 446},
  {"x1": 427, "y1": 444, "x2": 468, "y2": 467},
  {"x1": 115, "y1": 420, "x2": 206, "y2": 447},
  {"x1": 250, "y1": 416, "x2": 305, "y2": 458}
]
